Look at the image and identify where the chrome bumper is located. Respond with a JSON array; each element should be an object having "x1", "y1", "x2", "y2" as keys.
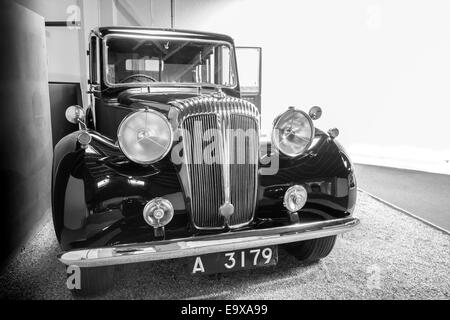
[{"x1": 58, "y1": 217, "x2": 359, "y2": 267}]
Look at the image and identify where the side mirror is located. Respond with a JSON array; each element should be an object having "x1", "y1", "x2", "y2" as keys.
[{"x1": 65, "y1": 105, "x2": 85, "y2": 124}]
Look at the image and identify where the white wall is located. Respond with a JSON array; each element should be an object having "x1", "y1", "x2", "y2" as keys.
[
  {"x1": 40, "y1": 0, "x2": 173, "y2": 82},
  {"x1": 32, "y1": 0, "x2": 83, "y2": 82},
  {"x1": 35, "y1": 0, "x2": 450, "y2": 174},
  {"x1": 174, "y1": 0, "x2": 450, "y2": 174}
]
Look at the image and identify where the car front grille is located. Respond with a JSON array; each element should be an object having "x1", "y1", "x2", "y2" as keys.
[{"x1": 172, "y1": 94, "x2": 260, "y2": 229}]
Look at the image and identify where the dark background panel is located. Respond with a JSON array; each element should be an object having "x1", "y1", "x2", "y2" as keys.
[
  {"x1": 0, "y1": 1, "x2": 52, "y2": 266},
  {"x1": 49, "y1": 82, "x2": 81, "y2": 147}
]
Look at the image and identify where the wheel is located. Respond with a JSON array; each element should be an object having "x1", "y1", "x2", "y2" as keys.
[
  {"x1": 67, "y1": 266, "x2": 115, "y2": 296},
  {"x1": 284, "y1": 236, "x2": 337, "y2": 263}
]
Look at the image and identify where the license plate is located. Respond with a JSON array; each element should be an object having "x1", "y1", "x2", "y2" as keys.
[{"x1": 187, "y1": 246, "x2": 278, "y2": 275}]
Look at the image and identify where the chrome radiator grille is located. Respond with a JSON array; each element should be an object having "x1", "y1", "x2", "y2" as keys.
[
  {"x1": 171, "y1": 94, "x2": 260, "y2": 229},
  {"x1": 228, "y1": 114, "x2": 259, "y2": 226}
]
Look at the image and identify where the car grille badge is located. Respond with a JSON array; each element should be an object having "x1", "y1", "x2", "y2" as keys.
[{"x1": 219, "y1": 201, "x2": 234, "y2": 222}]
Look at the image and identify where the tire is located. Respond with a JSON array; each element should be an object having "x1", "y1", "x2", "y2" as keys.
[
  {"x1": 68, "y1": 266, "x2": 115, "y2": 296},
  {"x1": 284, "y1": 236, "x2": 337, "y2": 263}
]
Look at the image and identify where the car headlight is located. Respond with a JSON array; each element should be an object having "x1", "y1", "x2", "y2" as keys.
[
  {"x1": 117, "y1": 110, "x2": 173, "y2": 164},
  {"x1": 271, "y1": 107, "x2": 315, "y2": 157}
]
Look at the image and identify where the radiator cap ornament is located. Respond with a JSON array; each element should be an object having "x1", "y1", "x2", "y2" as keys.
[{"x1": 211, "y1": 88, "x2": 226, "y2": 99}]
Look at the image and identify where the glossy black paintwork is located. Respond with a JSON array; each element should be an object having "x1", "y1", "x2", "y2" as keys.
[
  {"x1": 257, "y1": 132, "x2": 356, "y2": 222},
  {"x1": 52, "y1": 28, "x2": 357, "y2": 251},
  {"x1": 53, "y1": 125, "x2": 356, "y2": 250}
]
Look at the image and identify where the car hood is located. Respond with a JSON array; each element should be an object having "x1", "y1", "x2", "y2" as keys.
[{"x1": 117, "y1": 91, "x2": 201, "y2": 106}]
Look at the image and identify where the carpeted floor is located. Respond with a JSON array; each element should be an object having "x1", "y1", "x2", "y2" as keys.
[{"x1": 1, "y1": 191, "x2": 449, "y2": 300}]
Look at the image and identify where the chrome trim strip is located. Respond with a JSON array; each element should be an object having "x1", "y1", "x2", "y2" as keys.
[
  {"x1": 89, "y1": 131, "x2": 120, "y2": 150},
  {"x1": 58, "y1": 217, "x2": 360, "y2": 267},
  {"x1": 221, "y1": 101, "x2": 232, "y2": 225}
]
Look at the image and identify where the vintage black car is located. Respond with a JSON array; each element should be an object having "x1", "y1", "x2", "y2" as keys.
[{"x1": 53, "y1": 27, "x2": 359, "y2": 294}]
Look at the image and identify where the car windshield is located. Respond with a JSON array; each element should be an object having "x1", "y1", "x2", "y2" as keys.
[{"x1": 104, "y1": 36, "x2": 237, "y2": 88}]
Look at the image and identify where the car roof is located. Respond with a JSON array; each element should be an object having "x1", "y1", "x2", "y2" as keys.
[{"x1": 94, "y1": 27, "x2": 235, "y2": 43}]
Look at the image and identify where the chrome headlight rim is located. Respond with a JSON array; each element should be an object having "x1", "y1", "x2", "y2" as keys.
[
  {"x1": 117, "y1": 109, "x2": 173, "y2": 165},
  {"x1": 271, "y1": 108, "x2": 315, "y2": 158}
]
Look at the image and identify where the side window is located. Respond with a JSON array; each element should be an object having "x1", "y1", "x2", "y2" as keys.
[
  {"x1": 89, "y1": 36, "x2": 99, "y2": 84},
  {"x1": 236, "y1": 47, "x2": 262, "y2": 110},
  {"x1": 236, "y1": 47, "x2": 261, "y2": 95},
  {"x1": 220, "y1": 46, "x2": 231, "y2": 86}
]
